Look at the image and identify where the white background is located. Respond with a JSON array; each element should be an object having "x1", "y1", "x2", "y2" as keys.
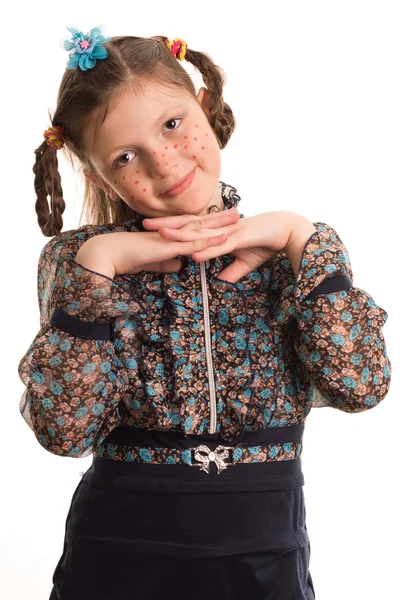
[{"x1": 2, "y1": 1, "x2": 398, "y2": 598}]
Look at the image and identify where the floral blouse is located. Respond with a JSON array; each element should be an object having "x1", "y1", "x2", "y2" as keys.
[{"x1": 18, "y1": 182, "x2": 392, "y2": 458}]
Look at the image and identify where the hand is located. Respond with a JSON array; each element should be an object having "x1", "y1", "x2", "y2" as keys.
[
  {"x1": 75, "y1": 209, "x2": 240, "y2": 278},
  {"x1": 143, "y1": 209, "x2": 300, "y2": 283}
]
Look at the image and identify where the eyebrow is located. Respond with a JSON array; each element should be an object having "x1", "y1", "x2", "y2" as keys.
[{"x1": 102, "y1": 103, "x2": 187, "y2": 161}]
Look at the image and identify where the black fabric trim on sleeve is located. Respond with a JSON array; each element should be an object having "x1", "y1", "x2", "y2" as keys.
[
  {"x1": 50, "y1": 306, "x2": 116, "y2": 342},
  {"x1": 304, "y1": 273, "x2": 353, "y2": 299}
]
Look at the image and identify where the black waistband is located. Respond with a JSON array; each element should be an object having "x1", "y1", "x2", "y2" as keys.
[
  {"x1": 86, "y1": 424, "x2": 306, "y2": 493},
  {"x1": 102, "y1": 422, "x2": 305, "y2": 448}
]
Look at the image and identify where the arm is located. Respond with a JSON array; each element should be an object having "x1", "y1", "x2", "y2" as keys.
[
  {"x1": 271, "y1": 221, "x2": 391, "y2": 412},
  {"x1": 18, "y1": 223, "x2": 141, "y2": 458}
]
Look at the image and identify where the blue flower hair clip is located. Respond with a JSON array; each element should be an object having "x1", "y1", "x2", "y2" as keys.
[{"x1": 61, "y1": 25, "x2": 111, "y2": 71}]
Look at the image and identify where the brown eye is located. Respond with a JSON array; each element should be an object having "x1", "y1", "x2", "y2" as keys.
[
  {"x1": 164, "y1": 118, "x2": 181, "y2": 132},
  {"x1": 115, "y1": 151, "x2": 135, "y2": 168}
]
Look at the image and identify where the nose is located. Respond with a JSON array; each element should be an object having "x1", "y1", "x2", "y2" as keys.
[{"x1": 145, "y1": 147, "x2": 178, "y2": 179}]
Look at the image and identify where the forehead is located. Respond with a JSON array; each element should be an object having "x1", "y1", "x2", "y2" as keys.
[{"x1": 109, "y1": 81, "x2": 191, "y2": 119}]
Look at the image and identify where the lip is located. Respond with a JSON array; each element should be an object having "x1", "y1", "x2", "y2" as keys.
[{"x1": 161, "y1": 167, "x2": 196, "y2": 197}]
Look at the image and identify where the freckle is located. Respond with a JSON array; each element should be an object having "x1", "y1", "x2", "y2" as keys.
[
  {"x1": 193, "y1": 138, "x2": 198, "y2": 141},
  {"x1": 162, "y1": 154, "x2": 165, "y2": 157},
  {"x1": 135, "y1": 180, "x2": 139, "y2": 184},
  {"x1": 130, "y1": 195, "x2": 135, "y2": 200},
  {"x1": 153, "y1": 151, "x2": 157, "y2": 154},
  {"x1": 192, "y1": 155, "x2": 197, "y2": 159},
  {"x1": 184, "y1": 135, "x2": 188, "y2": 139},
  {"x1": 206, "y1": 133, "x2": 208, "y2": 136},
  {"x1": 142, "y1": 188, "x2": 147, "y2": 192},
  {"x1": 174, "y1": 144, "x2": 178, "y2": 149},
  {"x1": 136, "y1": 170, "x2": 140, "y2": 173},
  {"x1": 195, "y1": 124, "x2": 199, "y2": 127},
  {"x1": 165, "y1": 163, "x2": 169, "y2": 166},
  {"x1": 157, "y1": 162, "x2": 160, "y2": 166},
  {"x1": 114, "y1": 180, "x2": 117, "y2": 184},
  {"x1": 165, "y1": 146, "x2": 168, "y2": 150},
  {"x1": 122, "y1": 176, "x2": 126, "y2": 180},
  {"x1": 201, "y1": 146, "x2": 204, "y2": 150},
  {"x1": 184, "y1": 146, "x2": 188, "y2": 149}
]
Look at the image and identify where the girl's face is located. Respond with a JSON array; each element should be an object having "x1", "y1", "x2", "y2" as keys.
[{"x1": 84, "y1": 81, "x2": 224, "y2": 218}]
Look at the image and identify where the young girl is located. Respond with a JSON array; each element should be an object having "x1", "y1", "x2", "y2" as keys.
[{"x1": 18, "y1": 26, "x2": 391, "y2": 600}]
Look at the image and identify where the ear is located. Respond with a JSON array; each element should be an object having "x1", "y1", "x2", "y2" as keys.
[
  {"x1": 197, "y1": 87, "x2": 211, "y2": 117},
  {"x1": 84, "y1": 171, "x2": 119, "y2": 202}
]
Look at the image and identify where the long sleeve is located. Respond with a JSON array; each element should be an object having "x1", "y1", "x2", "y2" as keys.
[
  {"x1": 271, "y1": 222, "x2": 391, "y2": 412},
  {"x1": 18, "y1": 223, "x2": 140, "y2": 458}
]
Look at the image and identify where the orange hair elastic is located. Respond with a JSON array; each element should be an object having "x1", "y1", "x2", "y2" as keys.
[
  {"x1": 165, "y1": 38, "x2": 187, "y2": 61},
  {"x1": 43, "y1": 125, "x2": 65, "y2": 151}
]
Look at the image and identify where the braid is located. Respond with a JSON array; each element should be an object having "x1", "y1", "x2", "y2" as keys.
[
  {"x1": 33, "y1": 140, "x2": 66, "y2": 237},
  {"x1": 184, "y1": 48, "x2": 235, "y2": 149}
]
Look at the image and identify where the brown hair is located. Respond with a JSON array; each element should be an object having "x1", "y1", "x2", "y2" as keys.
[{"x1": 33, "y1": 35, "x2": 236, "y2": 237}]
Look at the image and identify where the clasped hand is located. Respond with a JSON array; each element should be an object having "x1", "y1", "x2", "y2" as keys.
[{"x1": 142, "y1": 208, "x2": 299, "y2": 283}]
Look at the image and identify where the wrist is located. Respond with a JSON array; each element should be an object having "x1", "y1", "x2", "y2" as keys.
[
  {"x1": 284, "y1": 216, "x2": 317, "y2": 276},
  {"x1": 75, "y1": 240, "x2": 116, "y2": 279}
]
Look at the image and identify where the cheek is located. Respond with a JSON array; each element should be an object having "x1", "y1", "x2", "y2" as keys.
[
  {"x1": 175, "y1": 125, "x2": 212, "y2": 159},
  {"x1": 111, "y1": 176, "x2": 134, "y2": 201},
  {"x1": 151, "y1": 127, "x2": 211, "y2": 165}
]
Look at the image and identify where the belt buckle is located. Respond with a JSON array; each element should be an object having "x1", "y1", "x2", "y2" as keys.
[{"x1": 187, "y1": 444, "x2": 235, "y2": 475}]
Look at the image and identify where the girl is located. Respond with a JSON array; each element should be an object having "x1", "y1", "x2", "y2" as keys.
[{"x1": 18, "y1": 26, "x2": 391, "y2": 600}]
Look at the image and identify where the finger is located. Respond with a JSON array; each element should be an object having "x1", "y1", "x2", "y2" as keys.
[
  {"x1": 191, "y1": 239, "x2": 234, "y2": 262},
  {"x1": 143, "y1": 207, "x2": 238, "y2": 230},
  {"x1": 172, "y1": 233, "x2": 228, "y2": 258},
  {"x1": 215, "y1": 260, "x2": 250, "y2": 283},
  {"x1": 161, "y1": 232, "x2": 229, "y2": 263},
  {"x1": 182, "y1": 208, "x2": 239, "y2": 231},
  {"x1": 143, "y1": 210, "x2": 235, "y2": 230},
  {"x1": 143, "y1": 213, "x2": 200, "y2": 230},
  {"x1": 159, "y1": 223, "x2": 234, "y2": 242}
]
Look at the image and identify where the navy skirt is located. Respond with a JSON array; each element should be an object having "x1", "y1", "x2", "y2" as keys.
[{"x1": 49, "y1": 424, "x2": 316, "y2": 599}]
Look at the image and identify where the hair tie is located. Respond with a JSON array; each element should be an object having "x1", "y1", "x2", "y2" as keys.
[
  {"x1": 62, "y1": 25, "x2": 111, "y2": 71},
  {"x1": 165, "y1": 38, "x2": 187, "y2": 61},
  {"x1": 43, "y1": 126, "x2": 65, "y2": 151}
]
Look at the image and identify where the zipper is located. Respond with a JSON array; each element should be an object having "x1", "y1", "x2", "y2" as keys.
[{"x1": 199, "y1": 261, "x2": 217, "y2": 434}]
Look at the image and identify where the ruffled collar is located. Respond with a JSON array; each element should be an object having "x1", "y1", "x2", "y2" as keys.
[
  {"x1": 134, "y1": 181, "x2": 241, "y2": 231},
  {"x1": 207, "y1": 180, "x2": 242, "y2": 212}
]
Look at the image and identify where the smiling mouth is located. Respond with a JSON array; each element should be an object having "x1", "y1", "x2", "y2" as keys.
[{"x1": 161, "y1": 167, "x2": 196, "y2": 197}]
